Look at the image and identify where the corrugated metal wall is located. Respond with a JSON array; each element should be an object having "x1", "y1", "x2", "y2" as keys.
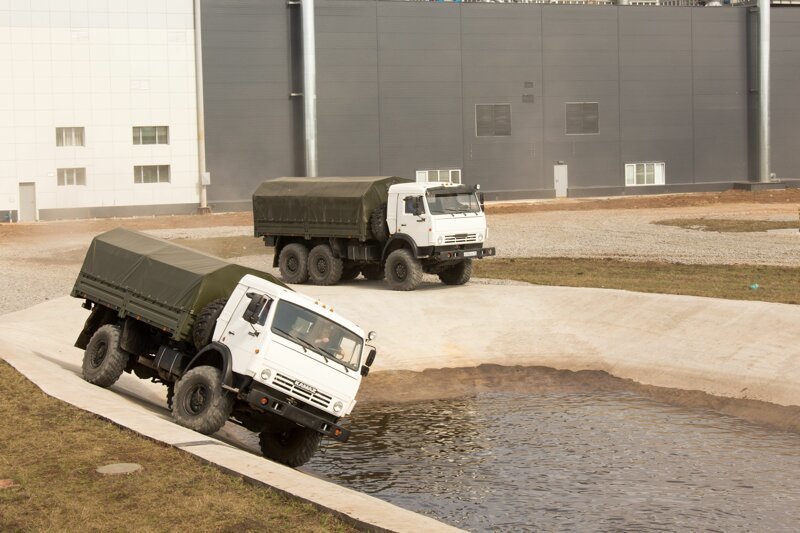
[{"x1": 203, "y1": 1, "x2": 799, "y2": 202}]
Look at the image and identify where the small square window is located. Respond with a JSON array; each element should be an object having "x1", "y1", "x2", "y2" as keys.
[
  {"x1": 625, "y1": 162, "x2": 665, "y2": 186},
  {"x1": 566, "y1": 103, "x2": 599, "y2": 135},
  {"x1": 476, "y1": 104, "x2": 511, "y2": 137},
  {"x1": 57, "y1": 167, "x2": 86, "y2": 186},
  {"x1": 56, "y1": 127, "x2": 85, "y2": 147},
  {"x1": 134, "y1": 165, "x2": 171, "y2": 183},
  {"x1": 133, "y1": 126, "x2": 169, "y2": 145}
]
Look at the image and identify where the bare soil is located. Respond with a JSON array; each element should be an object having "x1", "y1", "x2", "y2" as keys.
[{"x1": 655, "y1": 218, "x2": 800, "y2": 233}]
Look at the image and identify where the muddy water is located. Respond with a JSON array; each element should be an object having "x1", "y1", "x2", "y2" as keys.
[{"x1": 307, "y1": 391, "x2": 800, "y2": 531}]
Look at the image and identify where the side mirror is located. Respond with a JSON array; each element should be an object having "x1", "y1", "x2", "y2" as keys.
[
  {"x1": 368, "y1": 331, "x2": 377, "y2": 341},
  {"x1": 360, "y1": 365, "x2": 370, "y2": 377},
  {"x1": 243, "y1": 292, "x2": 268, "y2": 324},
  {"x1": 365, "y1": 348, "x2": 376, "y2": 367}
]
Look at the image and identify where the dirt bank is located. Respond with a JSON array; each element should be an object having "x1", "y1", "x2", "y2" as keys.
[{"x1": 360, "y1": 365, "x2": 800, "y2": 434}]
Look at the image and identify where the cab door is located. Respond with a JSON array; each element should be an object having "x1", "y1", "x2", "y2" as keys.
[
  {"x1": 219, "y1": 292, "x2": 272, "y2": 375},
  {"x1": 395, "y1": 194, "x2": 429, "y2": 247}
]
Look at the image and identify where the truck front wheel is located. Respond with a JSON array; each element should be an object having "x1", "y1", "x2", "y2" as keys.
[
  {"x1": 259, "y1": 427, "x2": 321, "y2": 467},
  {"x1": 438, "y1": 259, "x2": 473, "y2": 286},
  {"x1": 278, "y1": 243, "x2": 309, "y2": 284},
  {"x1": 308, "y1": 244, "x2": 343, "y2": 285},
  {"x1": 82, "y1": 324, "x2": 130, "y2": 388},
  {"x1": 385, "y1": 249, "x2": 423, "y2": 291},
  {"x1": 172, "y1": 366, "x2": 233, "y2": 435}
]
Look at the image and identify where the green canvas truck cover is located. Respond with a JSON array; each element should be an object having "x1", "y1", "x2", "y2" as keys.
[
  {"x1": 72, "y1": 227, "x2": 285, "y2": 342},
  {"x1": 253, "y1": 176, "x2": 412, "y2": 241}
]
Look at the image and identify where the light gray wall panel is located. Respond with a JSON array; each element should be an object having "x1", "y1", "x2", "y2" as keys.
[{"x1": 203, "y1": 0, "x2": 297, "y2": 202}]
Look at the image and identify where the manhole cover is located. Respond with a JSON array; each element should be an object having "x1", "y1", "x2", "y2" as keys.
[
  {"x1": 0, "y1": 479, "x2": 19, "y2": 490},
  {"x1": 96, "y1": 463, "x2": 142, "y2": 475}
]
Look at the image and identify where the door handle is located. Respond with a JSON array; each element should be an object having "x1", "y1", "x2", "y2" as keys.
[
  {"x1": 227, "y1": 331, "x2": 235, "y2": 336},
  {"x1": 400, "y1": 223, "x2": 407, "y2": 227}
]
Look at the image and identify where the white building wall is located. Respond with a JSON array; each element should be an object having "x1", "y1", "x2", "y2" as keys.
[{"x1": 0, "y1": 0, "x2": 200, "y2": 219}]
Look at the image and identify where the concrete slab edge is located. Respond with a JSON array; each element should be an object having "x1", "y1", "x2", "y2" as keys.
[{"x1": 0, "y1": 351, "x2": 461, "y2": 533}]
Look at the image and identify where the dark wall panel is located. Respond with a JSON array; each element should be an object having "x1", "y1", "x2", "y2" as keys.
[
  {"x1": 462, "y1": 4, "x2": 543, "y2": 191},
  {"x1": 202, "y1": 0, "x2": 297, "y2": 203},
  {"x1": 692, "y1": 8, "x2": 748, "y2": 182},
  {"x1": 772, "y1": 9, "x2": 800, "y2": 181},
  {"x1": 619, "y1": 8, "x2": 693, "y2": 186},
  {"x1": 376, "y1": 2, "x2": 463, "y2": 178}
]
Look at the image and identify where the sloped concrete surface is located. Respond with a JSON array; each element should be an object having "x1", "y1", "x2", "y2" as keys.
[
  {"x1": 0, "y1": 298, "x2": 461, "y2": 533},
  {"x1": 1, "y1": 283, "x2": 799, "y2": 530}
]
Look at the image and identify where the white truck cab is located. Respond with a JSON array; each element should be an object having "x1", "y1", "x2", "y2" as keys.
[{"x1": 216, "y1": 274, "x2": 371, "y2": 429}]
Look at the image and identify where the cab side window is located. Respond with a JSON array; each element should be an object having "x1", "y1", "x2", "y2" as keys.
[{"x1": 404, "y1": 196, "x2": 422, "y2": 215}]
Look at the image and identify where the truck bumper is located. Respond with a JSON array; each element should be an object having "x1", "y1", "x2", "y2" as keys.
[
  {"x1": 246, "y1": 386, "x2": 351, "y2": 443},
  {"x1": 433, "y1": 246, "x2": 496, "y2": 260}
]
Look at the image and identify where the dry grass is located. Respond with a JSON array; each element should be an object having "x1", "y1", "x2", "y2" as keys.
[
  {"x1": 474, "y1": 257, "x2": 800, "y2": 305},
  {"x1": 0, "y1": 361, "x2": 355, "y2": 533},
  {"x1": 655, "y1": 218, "x2": 800, "y2": 233},
  {"x1": 176, "y1": 235, "x2": 269, "y2": 259}
]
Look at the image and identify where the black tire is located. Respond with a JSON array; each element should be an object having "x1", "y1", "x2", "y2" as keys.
[
  {"x1": 340, "y1": 262, "x2": 360, "y2": 282},
  {"x1": 192, "y1": 298, "x2": 227, "y2": 351},
  {"x1": 360, "y1": 264, "x2": 385, "y2": 281},
  {"x1": 308, "y1": 244, "x2": 343, "y2": 285},
  {"x1": 385, "y1": 249, "x2": 423, "y2": 291},
  {"x1": 369, "y1": 203, "x2": 389, "y2": 243},
  {"x1": 259, "y1": 427, "x2": 321, "y2": 468},
  {"x1": 82, "y1": 324, "x2": 129, "y2": 388},
  {"x1": 278, "y1": 243, "x2": 309, "y2": 284},
  {"x1": 438, "y1": 259, "x2": 473, "y2": 286},
  {"x1": 172, "y1": 366, "x2": 233, "y2": 435}
]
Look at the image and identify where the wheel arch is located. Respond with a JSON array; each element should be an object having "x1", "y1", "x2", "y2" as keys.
[
  {"x1": 184, "y1": 342, "x2": 234, "y2": 387},
  {"x1": 381, "y1": 235, "x2": 418, "y2": 264}
]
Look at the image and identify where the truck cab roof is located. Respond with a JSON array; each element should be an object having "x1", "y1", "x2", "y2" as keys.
[{"x1": 390, "y1": 181, "x2": 478, "y2": 196}]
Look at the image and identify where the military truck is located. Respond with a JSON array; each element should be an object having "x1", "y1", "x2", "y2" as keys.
[
  {"x1": 71, "y1": 228, "x2": 376, "y2": 467},
  {"x1": 253, "y1": 176, "x2": 496, "y2": 291}
]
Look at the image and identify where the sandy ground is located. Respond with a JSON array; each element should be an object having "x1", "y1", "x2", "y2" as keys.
[{"x1": 0, "y1": 192, "x2": 798, "y2": 316}]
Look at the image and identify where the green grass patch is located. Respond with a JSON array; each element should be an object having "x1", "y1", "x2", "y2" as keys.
[
  {"x1": 0, "y1": 361, "x2": 355, "y2": 532},
  {"x1": 474, "y1": 257, "x2": 800, "y2": 305},
  {"x1": 655, "y1": 218, "x2": 800, "y2": 233}
]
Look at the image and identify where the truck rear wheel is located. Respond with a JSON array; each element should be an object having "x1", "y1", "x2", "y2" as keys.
[
  {"x1": 172, "y1": 366, "x2": 233, "y2": 435},
  {"x1": 278, "y1": 243, "x2": 309, "y2": 284},
  {"x1": 361, "y1": 264, "x2": 384, "y2": 281},
  {"x1": 438, "y1": 259, "x2": 473, "y2": 286},
  {"x1": 385, "y1": 249, "x2": 423, "y2": 291},
  {"x1": 82, "y1": 324, "x2": 130, "y2": 388},
  {"x1": 308, "y1": 244, "x2": 343, "y2": 285},
  {"x1": 192, "y1": 298, "x2": 227, "y2": 350},
  {"x1": 259, "y1": 427, "x2": 321, "y2": 467}
]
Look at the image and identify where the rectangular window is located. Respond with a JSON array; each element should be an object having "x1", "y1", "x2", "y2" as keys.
[
  {"x1": 415, "y1": 169, "x2": 462, "y2": 184},
  {"x1": 132, "y1": 126, "x2": 169, "y2": 145},
  {"x1": 625, "y1": 162, "x2": 665, "y2": 186},
  {"x1": 57, "y1": 168, "x2": 86, "y2": 186},
  {"x1": 134, "y1": 165, "x2": 170, "y2": 184},
  {"x1": 56, "y1": 127, "x2": 85, "y2": 146},
  {"x1": 476, "y1": 104, "x2": 511, "y2": 137},
  {"x1": 565, "y1": 102, "x2": 599, "y2": 135}
]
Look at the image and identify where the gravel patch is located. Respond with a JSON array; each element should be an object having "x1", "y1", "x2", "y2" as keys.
[{"x1": 1, "y1": 202, "x2": 797, "y2": 316}]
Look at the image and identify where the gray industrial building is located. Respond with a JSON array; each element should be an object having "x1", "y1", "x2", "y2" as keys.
[{"x1": 202, "y1": 0, "x2": 800, "y2": 208}]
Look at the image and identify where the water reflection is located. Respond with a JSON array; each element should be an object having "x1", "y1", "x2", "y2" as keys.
[{"x1": 307, "y1": 392, "x2": 800, "y2": 531}]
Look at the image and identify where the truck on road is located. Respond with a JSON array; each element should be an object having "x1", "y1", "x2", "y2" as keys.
[
  {"x1": 72, "y1": 228, "x2": 376, "y2": 467},
  {"x1": 253, "y1": 176, "x2": 496, "y2": 291}
]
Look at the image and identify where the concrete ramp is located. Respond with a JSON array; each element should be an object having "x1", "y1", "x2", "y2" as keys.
[{"x1": 1, "y1": 283, "x2": 799, "y2": 529}]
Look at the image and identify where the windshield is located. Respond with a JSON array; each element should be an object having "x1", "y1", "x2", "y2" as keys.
[
  {"x1": 270, "y1": 300, "x2": 363, "y2": 371},
  {"x1": 426, "y1": 191, "x2": 481, "y2": 215}
]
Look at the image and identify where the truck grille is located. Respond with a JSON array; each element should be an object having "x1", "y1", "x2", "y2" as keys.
[
  {"x1": 444, "y1": 233, "x2": 477, "y2": 244},
  {"x1": 272, "y1": 373, "x2": 332, "y2": 409}
]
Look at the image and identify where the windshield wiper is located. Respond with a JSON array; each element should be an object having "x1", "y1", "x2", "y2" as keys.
[{"x1": 274, "y1": 328, "x2": 318, "y2": 353}]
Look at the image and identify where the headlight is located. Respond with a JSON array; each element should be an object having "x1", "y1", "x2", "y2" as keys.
[
  {"x1": 477, "y1": 233, "x2": 484, "y2": 242},
  {"x1": 260, "y1": 368, "x2": 272, "y2": 381},
  {"x1": 333, "y1": 401, "x2": 344, "y2": 413},
  {"x1": 437, "y1": 235, "x2": 444, "y2": 245}
]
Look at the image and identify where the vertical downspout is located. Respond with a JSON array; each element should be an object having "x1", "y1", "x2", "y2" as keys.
[
  {"x1": 758, "y1": 0, "x2": 771, "y2": 182},
  {"x1": 193, "y1": 0, "x2": 210, "y2": 211},
  {"x1": 302, "y1": 0, "x2": 318, "y2": 177}
]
